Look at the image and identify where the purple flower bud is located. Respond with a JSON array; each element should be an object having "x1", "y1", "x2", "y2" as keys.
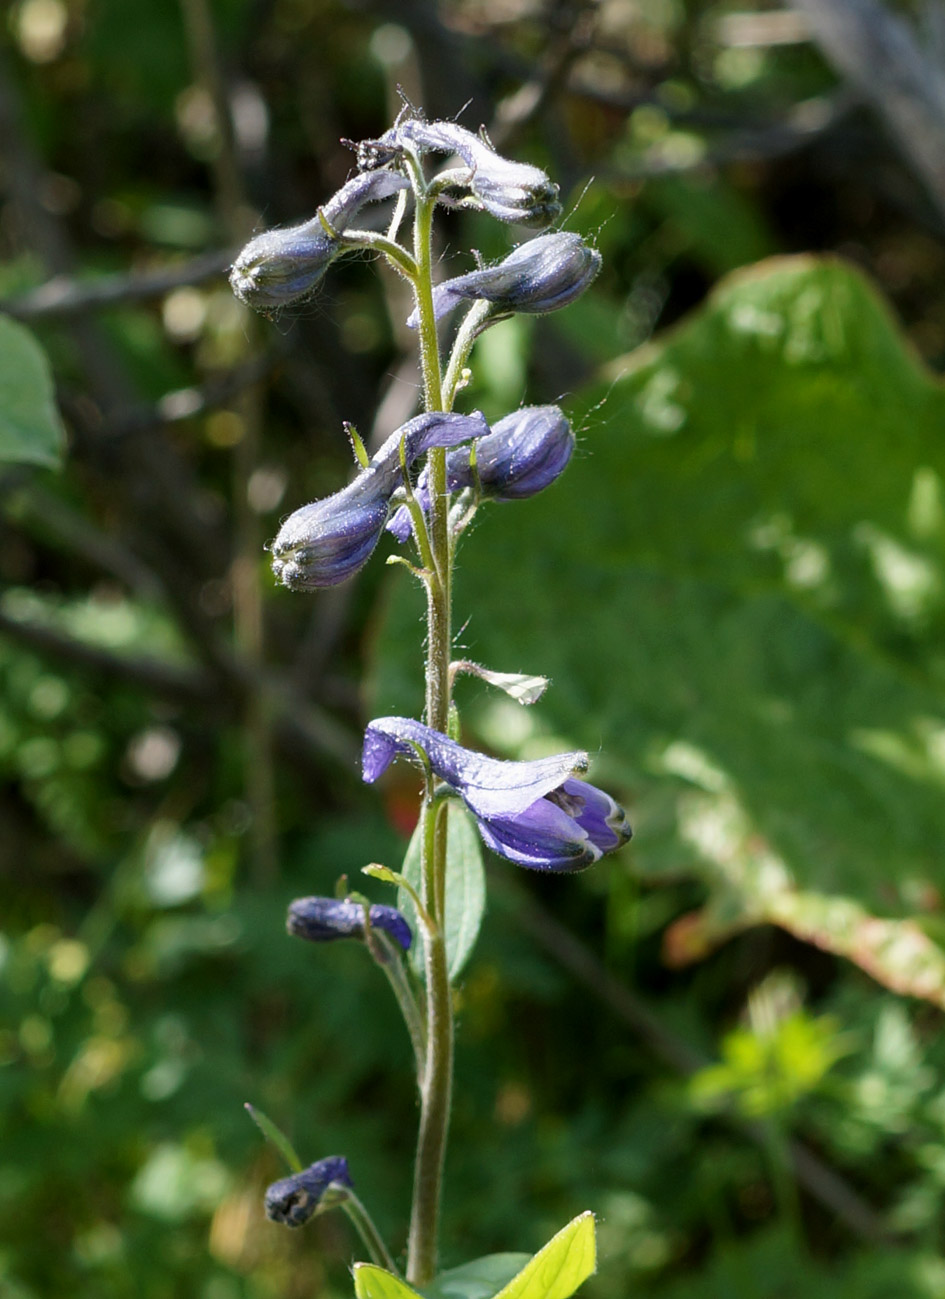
[
  {"x1": 230, "y1": 170, "x2": 409, "y2": 311},
  {"x1": 408, "y1": 233, "x2": 600, "y2": 326},
  {"x1": 387, "y1": 405, "x2": 574, "y2": 541},
  {"x1": 397, "y1": 119, "x2": 561, "y2": 228},
  {"x1": 270, "y1": 411, "x2": 488, "y2": 590},
  {"x1": 359, "y1": 117, "x2": 560, "y2": 228},
  {"x1": 287, "y1": 896, "x2": 412, "y2": 952},
  {"x1": 264, "y1": 1157, "x2": 352, "y2": 1227},
  {"x1": 362, "y1": 717, "x2": 632, "y2": 872}
]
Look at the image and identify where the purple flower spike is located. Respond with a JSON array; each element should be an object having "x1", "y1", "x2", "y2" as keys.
[
  {"x1": 387, "y1": 405, "x2": 574, "y2": 541},
  {"x1": 230, "y1": 170, "x2": 409, "y2": 311},
  {"x1": 362, "y1": 717, "x2": 632, "y2": 872},
  {"x1": 270, "y1": 411, "x2": 487, "y2": 590},
  {"x1": 408, "y1": 232, "x2": 600, "y2": 327},
  {"x1": 264, "y1": 1156, "x2": 352, "y2": 1227},
  {"x1": 287, "y1": 896, "x2": 413, "y2": 952}
]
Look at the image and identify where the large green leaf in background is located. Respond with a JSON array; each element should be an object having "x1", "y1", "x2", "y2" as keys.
[
  {"x1": 0, "y1": 314, "x2": 65, "y2": 467},
  {"x1": 370, "y1": 256, "x2": 945, "y2": 1007}
]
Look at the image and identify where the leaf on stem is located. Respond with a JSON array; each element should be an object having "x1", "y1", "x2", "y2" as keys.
[
  {"x1": 353, "y1": 1264, "x2": 424, "y2": 1299},
  {"x1": 491, "y1": 1212, "x2": 596, "y2": 1299},
  {"x1": 398, "y1": 802, "x2": 485, "y2": 982},
  {"x1": 243, "y1": 1103, "x2": 303, "y2": 1173},
  {"x1": 423, "y1": 1253, "x2": 531, "y2": 1299},
  {"x1": 452, "y1": 661, "x2": 549, "y2": 706}
]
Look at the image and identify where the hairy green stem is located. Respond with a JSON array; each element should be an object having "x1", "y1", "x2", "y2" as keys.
[{"x1": 406, "y1": 182, "x2": 455, "y2": 1289}]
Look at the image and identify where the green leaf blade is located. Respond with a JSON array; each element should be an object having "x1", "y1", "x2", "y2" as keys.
[
  {"x1": 492, "y1": 1212, "x2": 596, "y2": 1299},
  {"x1": 425, "y1": 1253, "x2": 532, "y2": 1299},
  {"x1": 0, "y1": 315, "x2": 66, "y2": 467},
  {"x1": 353, "y1": 1265, "x2": 423, "y2": 1299},
  {"x1": 398, "y1": 803, "x2": 485, "y2": 982}
]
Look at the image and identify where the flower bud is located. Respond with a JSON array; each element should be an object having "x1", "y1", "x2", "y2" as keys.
[
  {"x1": 287, "y1": 896, "x2": 412, "y2": 952},
  {"x1": 387, "y1": 405, "x2": 574, "y2": 541},
  {"x1": 394, "y1": 119, "x2": 561, "y2": 228},
  {"x1": 408, "y1": 232, "x2": 600, "y2": 326},
  {"x1": 452, "y1": 405, "x2": 574, "y2": 500},
  {"x1": 265, "y1": 1157, "x2": 352, "y2": 1227},
  {"x1": 270, "y1": 411, "x2": 488, "y2": 590},
  {"x1": 230, "y1": 170, "x2": 409, "y2": 311}
]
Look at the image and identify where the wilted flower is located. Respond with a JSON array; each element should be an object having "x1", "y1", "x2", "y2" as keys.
[
  {"x1": 388, "y1": 405, "x2": 574, "y2": 541},
  {"x1": 265, "y1": 1157, "x2": 352, "y2": 1227},
  {"x1": 360, "y1": 117, "x2": 560, "y2": 228},
  {"x1": 230, "y1": 169, "x2": 409, "y2": 310},
  {"x1": 270, "y1": 410, "x2": 488, "y2": 589},
  {"x1": 362, "y1": 717, "x2": 632, "y2": 871},
  {"x1": 287, "y1": 896, "x2": 413, "y2": 952},
  {"x1": 408, "y1": 232, "x2": 600, "y2": 326}
]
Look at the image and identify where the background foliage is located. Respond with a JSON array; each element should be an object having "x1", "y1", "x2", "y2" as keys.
[{"x1": 4, "y1": 0, "x2": 945, "y2": 1295}]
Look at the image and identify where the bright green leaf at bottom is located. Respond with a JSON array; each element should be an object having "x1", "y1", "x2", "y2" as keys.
[
  {"x1": 492, "y1": 1211, "x2": 596, "y2": 1299},
  {"x1": 354, "y1": 1264, "x2": 423, "y2": 1299},
  {"x1": 425, "y1": 1253, "x2": 531, "y2": 1299}
]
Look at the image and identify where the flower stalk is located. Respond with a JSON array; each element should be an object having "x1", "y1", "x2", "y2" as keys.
[{"x1": 407, "y1": 176, "x2": 455, "y2": 1288}]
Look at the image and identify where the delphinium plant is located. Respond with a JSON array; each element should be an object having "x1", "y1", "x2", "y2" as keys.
[{"x1": 229, "y1": 108, "x2": 632, "y2": 1298}]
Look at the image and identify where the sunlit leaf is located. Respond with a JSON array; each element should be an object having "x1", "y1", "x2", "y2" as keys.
[
  {"x1": 371, "y1": 256, "x2": 945, "y2": 1007},
  {"x1": 354, "y1": 1265, "x2": 423, "y2": 1299},
  {"x1": 491, "y1": 1212, "x2": 596, "y2": 1299}
]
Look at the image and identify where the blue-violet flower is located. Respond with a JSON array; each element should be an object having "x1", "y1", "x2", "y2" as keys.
[
  {"x1": 408, "y1": 232, "x2": 600, "y2": 326},
  {"x1": 270, "y1": 410, "x2": 488, "y2": 589},
  {"x1": 230, "y1": 169, "x2": 409, "y2": 311},
  {"x1": 287, "y1": 896, "x2": 412, "y2": 952},
  {"x1": 264, "y1": 1157, "x2": 352, "y2": 1227},
  {"x1": 362, "y1": 716, "x2": 632, "y2": 871},
  {"x1": 387, "y1": 404, "x2": 574, "y2": 542}
]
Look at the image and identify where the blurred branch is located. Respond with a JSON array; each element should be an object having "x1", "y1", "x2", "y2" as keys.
[
  {"x1": 0, "y1": 252, "x2": 234, "y2": 322},
  {"x1": 793, "y1": 0, "x2": 945, "y2": 224},
  {"x1": 505, "y1": 882, "x2": 895, "y2": 1246}
]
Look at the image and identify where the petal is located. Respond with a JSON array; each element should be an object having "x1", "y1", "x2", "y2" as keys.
[
  {"x1": 264, "y1": 1157, "x2": 352, "y2": 1227},
  {"x1": 362, "y1": 717, "x2": 587, "y2": 817},
  {"x1": 560, "y1": 777, "x2": 633, "y2": 854},
  {"x1": 476, "y1": 797, "x2": 596, "y2": 872}
]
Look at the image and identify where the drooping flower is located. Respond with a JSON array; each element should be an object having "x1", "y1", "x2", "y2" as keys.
[
  {"x1": 230, "y1": 169, "x2": 409, "y2": 311},
  {"x1": 270, "y1": 410, "x2": 488, "y2": 589},
  {"x1": 287, "y1": 896, "x2": 412, "y2": 952},
  {"x1": 264, "y1": 1157, "x2": 352, "y2": 1227},
  {"x1": 407, "y1": 232, "x2": 600, "y2": 326},
  {"x1": 362, "y1": 717, "x2": 632, "y2": 871},
  {"x1": 360, "y1": 117, "x2": 561, "y2": 228},
  {"x1": 387, "y1": 405, "x2": 575, "y2": 542}
]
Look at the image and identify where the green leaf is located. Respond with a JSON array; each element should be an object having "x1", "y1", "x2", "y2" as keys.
[
  {"x1": 491, "y1": 1212, "x2": 596, "y2": 1299},
  {"x1": 398, "y1": 803, "x2": 485, "y2": 982},
  {"x1": 370, "y1": 256, "x2": 945, "y2": 1008},
  {"x1": 0, "y1": 315, "x2": 65, "y2": 467},
  {"x1": 243, "y1": 1102, "x2": 302, "y2": 1173},
  {"x1": 354, "y1": 1265, "x2": 423, "y2": 1299},
  {"x1": 425, "y1": 1254, "x2": 531, "y2": 1299}
]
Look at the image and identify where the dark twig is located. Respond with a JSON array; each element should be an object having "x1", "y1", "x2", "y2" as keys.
[{"x1": 0, "y1": 252, "x2": 234, "y2": 322}]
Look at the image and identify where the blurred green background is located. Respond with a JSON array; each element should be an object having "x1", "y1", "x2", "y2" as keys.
[{"x1": 5, "y1": 0, "x2": 945, "y2": 1294}]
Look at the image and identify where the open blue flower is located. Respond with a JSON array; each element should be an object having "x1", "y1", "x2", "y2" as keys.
[
  {"x1": 264, "y1": 1156, "x2": 352, "y2": 1227},
  {"x1": 362, "y1": 717, "x2": 632, "y2": 871},
  {"x1": 287, "y1": 896, "x2": 412, "y2": 952}
]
